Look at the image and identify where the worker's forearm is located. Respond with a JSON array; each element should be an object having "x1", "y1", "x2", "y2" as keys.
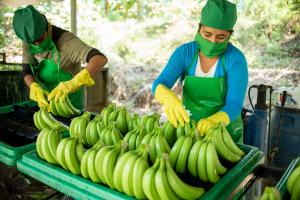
[
  {"x1": 85, "y1": 55, "x2": 108, "y2": 76},
  {"x1": 24, "y1": 74, "x2": 35, "y2": 88}
]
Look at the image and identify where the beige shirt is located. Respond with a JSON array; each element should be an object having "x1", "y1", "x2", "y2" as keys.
[{"x1": 22, "y1": 24, "x2": 93, "y2": 77}]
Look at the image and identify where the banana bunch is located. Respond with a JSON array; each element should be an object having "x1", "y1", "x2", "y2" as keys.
[
  {"x1": 69, "y1": 112, "x2": 91, "y2": 145},
  {"x1": 94, "y1": 141, "x2": 128, "y2": 187},
  {"x1": 287, "y1": 165, "x2": 300, "y2": 200},
  {"x1": 169, "y1": 134, "x2": 195, "y2": 174},
  {"x1": 204, "y1": 124, "x2": 245, "y2": 163},
  {"x1": 99, "y1": 122, "x2": 123, "y2": 145},
  {"x1": 50, "y1": 96, "x2": 81, "y2": 118},
  {"x1": 128, "y1": 113, "x2": 140, "y2": 131},
  {"x1": 188, "y1": 140, "x2": 227, "y2": 183},
  {"x1": 139, "y1": 113, "x2": 160, "y2": 134},
  {"x1": 56, "y1": 136, "x2": 85, "y2": 175},
  {"x1": 85, "y1": 115, "x2": 104, "y2": 146},
  {"x1": 113, "y1": 144, "x2": 150, "y2": 198},
  {"x1": 33, "y1": 108, "x2": 68, "y2": 131},
  {"x1": 100, "y1": 103, "x2": 117, "y2": 126},
  {"x1": 142, "y1": 155, "x2": 205, "y2": 200},
  {"x1": 162, "y1": 120, "x2": 176, "y2": 147},
  {"x1": 124, "y1": 126, "x2": 146, "y2": 151},
  {"x1": 175, "y1": 121, "x2": 197, "y2": 139},
  {"x1": 36, "y1": 124, "x2": 63, "y2": 164},
  {"x1": 141, "y1": 127, "x2": 170, "y2": 163},
  {"x1": 80, "y1": 140, "x2": 105, "y2": 183},
  {"x1": 260, "y1": 187, "x2": 281, "y2": 200}
]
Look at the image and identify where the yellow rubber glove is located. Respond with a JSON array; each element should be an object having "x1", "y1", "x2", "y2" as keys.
[
  {"x1": 155, "y1": 84, "x2": 189, "y2": 128},
  {"x1": 48, "y1": 69, "x2": 95, "y2": 102},
  {"x1": 30, "y1": 82, "x2": 49, "y2": 108},
  {"x1": 197, "y1": 111, "x2": 230, "y2": 136}
]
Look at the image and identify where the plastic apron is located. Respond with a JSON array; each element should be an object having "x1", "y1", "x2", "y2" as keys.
[
  {"x1": 28, "y1": 38, "x2": 83, "y2": 110},
  {"x1": 182, "y1": 47, "x2": 243, "y2": 143}
]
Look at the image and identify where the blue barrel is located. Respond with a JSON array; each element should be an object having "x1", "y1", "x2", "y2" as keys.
[
  {"x1": 244, "y1": 110, "x2": 269, "y2": 154},
  {"x1": 270, "y1": 106, "x2": 300, "y2": 169}
]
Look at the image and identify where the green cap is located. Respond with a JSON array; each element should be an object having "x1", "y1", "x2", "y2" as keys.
[
  {"x1": 200, "y1": 0, "x2": 237, "y2": 30},
  {"x1": 13, "y1": 5, "x2": 47, "y2": 43}
]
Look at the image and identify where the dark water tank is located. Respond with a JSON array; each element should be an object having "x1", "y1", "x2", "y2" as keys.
[{"x1": 270, "y1": 106, "x2": 300, "y2": 169}]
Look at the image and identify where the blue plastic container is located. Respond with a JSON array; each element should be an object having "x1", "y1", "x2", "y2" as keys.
[{"x1": 270, "y1": 106, "x2": 300, "y2": 169}]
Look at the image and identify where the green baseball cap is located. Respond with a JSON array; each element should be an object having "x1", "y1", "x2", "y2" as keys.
[
  {"x1": 13, "y1": 5, "x2": 47, "y2": 43},
  {"x1": 200, "y1": 0, "x2": 237, "y2": 30}
]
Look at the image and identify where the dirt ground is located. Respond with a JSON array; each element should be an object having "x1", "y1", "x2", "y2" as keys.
[{"x1": 0, "y1": 163, "x2": 72, "y2": 200}]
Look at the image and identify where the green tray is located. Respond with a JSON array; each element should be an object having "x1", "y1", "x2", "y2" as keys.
[
  {"x1": 0, "y1": 101, "x2": 37, "y2": 166},
  {"x1": 276, "y1": 157, "x2": 300, "y2": 200},
  {"x1": 16, "y1": 144, "x2": 263, "y2": 200}
]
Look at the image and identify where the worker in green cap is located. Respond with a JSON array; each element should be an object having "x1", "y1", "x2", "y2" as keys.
[
  {"x1": 152, "y1": 0, "x2": 248, "y2": 143},
  {"x1": 13, "y1": 5, "x2": 108, "y2": 110}
]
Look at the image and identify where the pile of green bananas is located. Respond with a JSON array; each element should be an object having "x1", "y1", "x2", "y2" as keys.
[
  {"x1": 259, "y1": 187, "x2": 281, "y2": 200},
  {"x1": 69, "y1": 112, "x2": 92, "y2": 145},
  {"x1": 81, "y1": 140, "x2": 105, "y2": 183},
  {"x1": 142, "y1": 155, "x2": 205, "y2": 200},
  {"x1": 203, "y1": 124, "x2": 245, "y2": 162},
  {"x1": 287, "y1": 165, "x2": 300, "y2": 200},
  {"x1": 93, "y1": 141, "x2": 127, "y2": 187},
  {"x1": 141, "y1": 127, "x2": 171, "y2": 163},
  {"x1": 55, "y1": 136, "x2": 85, "y2": 175},
  {"x1": 100, "y1": 104, "x2": 132, "y2": 135},
  {"x1": 36, "y1": 124, "x2": 63, "y2": 164},
  {"x1": 113, "y1": 144, "x2": 149, "y2": 198},
  {"x1": 98, "y1": 122, "x2": 123, "y2": 145},
  {"x1": 139, "y1": 113, "x2": 160, "y2": 134},
  {"x1": 124, "y1": 126, "x2": 146, "y2": 151},
  {"x1": 50, "y1": 96, "x2": 81, "y2": 118},
  {"x1": 34, "y1": 108, "x2": 68, "y2": 131}
]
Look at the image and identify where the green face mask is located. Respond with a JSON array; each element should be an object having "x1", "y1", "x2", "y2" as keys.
[
  {"x1": 28, "y1": 35, "x2": 56, "y2": 55},
  {"x1": 194, "y1": 32, "x2": 229, "y2": 58}
]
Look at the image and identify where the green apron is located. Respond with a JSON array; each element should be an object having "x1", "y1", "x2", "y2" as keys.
[
  {"x1": 28, "y1": 39, "x2": 83, "y2": 110},
  {"x1": 182, "y1": 47, "x2": 243, "y2": 143}
]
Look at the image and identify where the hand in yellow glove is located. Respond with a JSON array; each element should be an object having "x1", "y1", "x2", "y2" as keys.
[
  {"x1": 155, "y1": 84, "x2": 189, "y2": 128},
  {"x1": 48, "y1": 69, "x2": 95, "y2": 102},
  {"x1": 30, "y1": 82, "x2": 49, "y2": 108},
  {"x1": 197, "y1": 111, "x2": 230, "y2": 136}
]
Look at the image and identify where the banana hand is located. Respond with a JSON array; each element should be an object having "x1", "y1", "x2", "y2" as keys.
[
  {"x1": 155, "y1": 84, "x2": 189, "y2": 128},
  {"x1": 197, "y1": 111, "x2": 230, "y2": 136},
  {"x1": 30, "y1": 82, "x2": 49, "y2": 109},
  {"x1": 48, "y1": 69, "x2": 94, "y2": 102}
]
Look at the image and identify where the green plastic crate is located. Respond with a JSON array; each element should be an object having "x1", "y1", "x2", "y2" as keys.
[
  {"x1": 276, "y1": 157, "x2": 300, "y2": 200},
  {"x1": 16, "y1": 144, "x2": 263, "y2": 200},
  {"x1": 0, "y1": 101, "x2": 37, "y2": 166}
]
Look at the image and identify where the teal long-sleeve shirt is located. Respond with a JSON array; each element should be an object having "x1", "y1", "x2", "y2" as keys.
[{"x1": 152, "y1": 41, "x2": 248, "y2": 121}]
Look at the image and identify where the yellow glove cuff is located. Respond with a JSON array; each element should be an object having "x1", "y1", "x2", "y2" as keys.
[
  {"x1": 73, "y1": 69, "x2": 95, "y2": 87},
  {"x1": 154, "y1": 84, "x2": 174, "y2": 105},
  {"x1": 207, "y1": 111, "x2": 230, "y2": 126}
]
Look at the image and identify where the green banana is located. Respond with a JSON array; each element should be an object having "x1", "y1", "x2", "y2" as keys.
[
  {"x1": 65, "y1": 138, "x2": 81, "y2": 175},
  {"x1": 175, "y1": 136, "x2": 193, "y2": 174},
  {"x1": 108, "y1": 109, "x2": 119, "y2": 123},
  {"x1": 37, "y1": 109, "x2": 49, "y2": 129},
  {"x1": 41, "y1": 128, "x2": 57, "y2": 164},
  {"x1": 287, "y1": 166, "x2": 300, "y2": 193},
  {"x1": 54, "y1": 99, "x2": 70, "y2": 118},
  {"x1": 128, "y1": 133, "x2": 138, "y2": 151},
  {"x1": 94, "y1": 146, "x2": 111, "y2": 184},
  {"x1": 47, "y1": 128, "x2": 61, "y2": 162},
  {"x1": 56, "y1": 137, "x2": 70, "y2": 170},
  {"x1": 102, "y1": 147, "x2": 121, "y2": 189},
  {"x1": 132, "y1": 149, "x2": 149, "y2": 199},
  {"x1": 101, "y1": 103, "x2": 116, "y2": 126},
  {"x1": 291, "y1": 176, "x2": 300, "y2": 200},
  {"x1": 80, "y1": 148, "x2": 91, "y2": 179},
  {"x1": 166, "y1": 159, "x2": 205, "y2": 200},
  {"x1": 211, "y1": 142, "x2": 227, "y2": 175},
  {"x1": 33, "y1": 111, "x2": 43, "y2": 130},
  {"x1": 145, "y1": 115, "x2": 156, "y2": 134},
  {"x1": 59, "y1": 99, "x2": 74, "y2": 117},
  {"x1": 176, "y1": 124, "x2": 185, "y2": 139},
  {"x1": 163, "y1": 121, "x2": 176, "y2": 147},
  {"x1": 65, "y1": 96, "x2": 81, "y2": 115},
  {"x1": 197, "y1": 142, "x2": 208, "y2": 182},
  {"x1": 142, "y1": 159, "x2": 161, "y2": 200},
  {"x1": 206, "y1": 142, "x2": 220, "y2": 183},
  {"x1": 169, "y1": 136, "x2": 185, "y2": 168},
  {"x1": 113, "y1": 151, "x2": 136, "y2": 192},
  {"x1": 155, "y1": 158, "x2": 180, "y2": 200},
  {"x1": 188, "y1": 139, "x2": 203, "y2": 177},
  {"x1": 149, "y1": 134, "x2": 157, "y2": 163},
  {"x1": 87, "y1": 148, "x2": 101, "y2": 183},
  {"x1": 116, "y1": 108, "x2": 128, "y2": 135},
  {"x1": 75, "y1": 141, "x2": 85, "y2": 162},
  {"x1": 36, "y1": 129, "x2": 48, "y2": 159},
  {"x1": 221, "y1": 125, "x2": 245, "y2": 157},
  {"x1": 212, "y1": 127, "x2": 241, "y2": 162},
  {"x1": 49, "y1": 100, "x2": 59, "y2": 116}
]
